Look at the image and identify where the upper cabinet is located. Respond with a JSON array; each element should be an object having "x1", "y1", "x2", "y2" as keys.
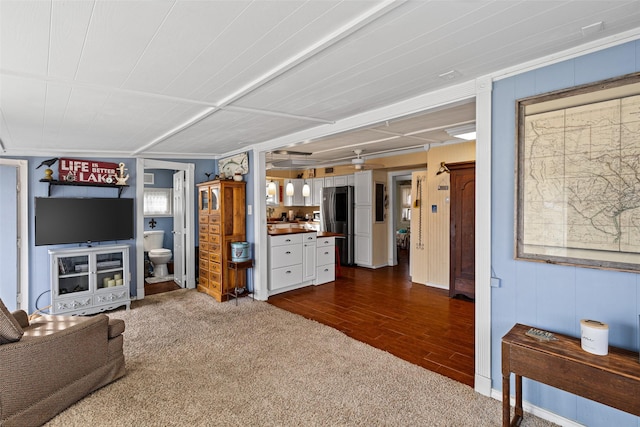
[{"x1": 266, "y1": 180, "x2": 279, "y2": 206}]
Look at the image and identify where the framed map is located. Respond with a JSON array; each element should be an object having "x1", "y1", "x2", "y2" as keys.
[{"x1": 516, "y1": 72, "x2": 640, "y2": 272}]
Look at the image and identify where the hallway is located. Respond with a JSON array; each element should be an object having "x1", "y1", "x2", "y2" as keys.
[{"x1": 268, "y1": 249, "x2": 475, "y2": 386}]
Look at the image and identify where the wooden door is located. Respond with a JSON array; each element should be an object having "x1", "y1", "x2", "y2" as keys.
[{"x1": 448, "y1": 162, "x2": 475, "y2": 299}]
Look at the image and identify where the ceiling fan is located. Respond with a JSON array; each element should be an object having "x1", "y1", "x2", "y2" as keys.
[{"x1": 350, "y1": 149, "x2": 385, "y2": 170}]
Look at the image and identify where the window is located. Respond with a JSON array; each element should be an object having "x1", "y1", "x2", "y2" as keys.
[
  {"x1": 401, "y1": 185, "x2": 411, "y2": 221},
  {"x1": 144, "y1": 188, "x2": 172, "y2": 217}
]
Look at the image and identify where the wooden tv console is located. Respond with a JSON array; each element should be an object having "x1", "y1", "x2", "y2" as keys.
[{"x1": 502, "y1": 323, "x2": 640, "y2": 427}]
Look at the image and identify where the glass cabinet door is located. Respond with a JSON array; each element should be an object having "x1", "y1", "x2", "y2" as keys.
[
  {"x1": 96, "y1": 251, "x2": 125, "y2": 290},
  {"x1": 211, "y1": 184, "x2": 220, "y2": 212},
  {"x1": 56, "y1": 254, "x2": 90, "y2": 295},
  {"x1": 199, "y1": 186, "x2": 210, "y2": 212}
]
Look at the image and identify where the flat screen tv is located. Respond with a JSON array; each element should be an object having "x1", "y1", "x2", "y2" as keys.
[{"x1": 35, "y1": 197, "x2": 134, "y2": 246}]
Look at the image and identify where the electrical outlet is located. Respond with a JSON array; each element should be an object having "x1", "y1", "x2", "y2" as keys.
[{"x1": 490, "y1": 277, "x2": 501, "y2": 288}]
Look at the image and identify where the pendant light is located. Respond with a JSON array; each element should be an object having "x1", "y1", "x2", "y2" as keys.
[
  {"x1": 267, "y1": 181, "x2": 277, "y2": 196},
  {"x1": 285, "y1": 154, "x2": 295, "y2": 196},
  {"x1": 302, "y1": 182, "x2": 311, "y2": 197}
]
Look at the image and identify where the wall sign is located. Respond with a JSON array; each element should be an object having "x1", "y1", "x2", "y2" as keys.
[{"x1": 58, "y1": 158, "x2": 119, "y2": 184}]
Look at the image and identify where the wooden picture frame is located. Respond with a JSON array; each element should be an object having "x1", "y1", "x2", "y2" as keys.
[{"x1": 515, "y1": 72, "x2": 640, "y2": 272}]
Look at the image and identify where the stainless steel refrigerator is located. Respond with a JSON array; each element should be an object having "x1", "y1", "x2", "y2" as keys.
[{"x1": 321, "y1": 186, "x2": 354, "y2": 266}]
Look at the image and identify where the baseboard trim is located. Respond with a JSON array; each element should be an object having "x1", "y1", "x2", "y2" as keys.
[{"x1": 490, "y1": 389, "x2": 585, "y2": 427}]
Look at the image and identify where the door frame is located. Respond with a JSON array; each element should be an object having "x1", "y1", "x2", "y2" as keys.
[
  {"x1": 387, "y1": 169, "x2": 424, "y2": 267},
  {"x1": 0, "y1": 159, "x2": 29, "y2": 311},
  {"x1": 135, "y1": 159, "x2": 195, "y2": 299}
]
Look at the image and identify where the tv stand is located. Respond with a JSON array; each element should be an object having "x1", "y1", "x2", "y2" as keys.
[
  {"x1": 49, "y1": 245, "x2": 131, "y2": 315},
  {"x1": 40, "y1": 179, "x2": 128, "y2": 197}
]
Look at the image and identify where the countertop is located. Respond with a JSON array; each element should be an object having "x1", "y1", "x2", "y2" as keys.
[
  {"x1": 267, "y1": 228, "x2": 343, "y2": 237},
  {"x1": 267, "y1": 228, "x2": 316, "y2": 236}
]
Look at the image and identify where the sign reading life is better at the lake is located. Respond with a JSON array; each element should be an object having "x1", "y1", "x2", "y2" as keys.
[{"x1": 58, "y1": 158, "x2": 118, "y2": 184}]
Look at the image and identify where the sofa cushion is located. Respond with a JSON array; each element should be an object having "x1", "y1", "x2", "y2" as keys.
[{"x1": 0, "y1": 298, "x2": 24, "y2": 344}]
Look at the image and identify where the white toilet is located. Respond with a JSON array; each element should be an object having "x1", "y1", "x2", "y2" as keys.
[{"x1": 144, "y1": 230, "x2": 172, "y2": 278}]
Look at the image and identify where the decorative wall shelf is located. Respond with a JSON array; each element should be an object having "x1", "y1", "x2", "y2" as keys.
[{"x1": 40, "y1": 179, "x2": 128, "y2": 197}]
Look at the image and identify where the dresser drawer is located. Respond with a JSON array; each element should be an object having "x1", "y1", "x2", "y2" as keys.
[
  {"x1": 209, "y1": 252, "x2": 220, "y2": 263},
  {"x1": 270, "y1": 245, "x2": 302, "y2": 269},
  {"x1": 317, "y1": 247, "x2": 334, "y2": 266},
  {"x1": 211, "y1": 242, "x2": 221, "y2": 254},
  {"x1": 210, "y1": 261, "x2": 221, "y2": 273},
  {"x1": 209, "y1": 224, "x2": 220, "y2": 234},
  {"x1": 270, "y1": 264, "x2": 303, "y2": 290},
  {"x1": 199, "y1": 258, "x2": 209, "y2": 272},
  {"x1": 199, "y1": 232, "x2": 209, "y2": 242},
  {"x1": 269, "y1": 233, "x2": 303, "y2": 247},
  {"x1": 315, "y1": 265, "x2": 335, "y2": 285},
  {"x1": 316, "y1": 236, "x2": 335, "y2": 247},
  {"x1": 210, "y1": 234, "x2": 221, "y2": 244},
  {"x1": 209, "y1": 272, "x2": 221, "y2": 289},
  {"x1": 199, "y1": 214, "x2": 209, "y2": 224}
]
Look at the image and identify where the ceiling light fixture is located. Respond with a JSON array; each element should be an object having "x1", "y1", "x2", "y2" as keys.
[
  {"x1": 445, "y1": 123, "x2": 476, "y2": 141},
  {"x1": 302, "y1": 182, "x2": 311, "y2": 197},
  {"x1": 286, "y1": 155, "x2": 295, "y2": 196}
]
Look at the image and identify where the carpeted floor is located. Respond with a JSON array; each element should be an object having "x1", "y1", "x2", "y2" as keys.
[{"x1": 46, "y1": 289, "x2": 558, "y2": 426}]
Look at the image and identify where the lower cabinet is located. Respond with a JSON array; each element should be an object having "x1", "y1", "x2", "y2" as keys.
[
  {"x1": 315, "y1": 236, "x2": 335, "y2": 285},
  {"x1": 49, "y1": 245, "x2": 131, "y2": 315},
  {"x1": 268, "y1": 232, "x2": 316, "y2": 295}
]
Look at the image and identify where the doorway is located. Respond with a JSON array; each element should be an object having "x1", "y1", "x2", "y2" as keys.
[
  {"x1": 0, "y1": 159, "x2": 28, "y2": 311},
  {"x1": 135, "y1": 159, "x2": 195, "y2": 299}
]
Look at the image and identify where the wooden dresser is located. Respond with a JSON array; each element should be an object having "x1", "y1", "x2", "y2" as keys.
[{"x1": 197, "y1": 179, "x2": 246, "y2": 302}]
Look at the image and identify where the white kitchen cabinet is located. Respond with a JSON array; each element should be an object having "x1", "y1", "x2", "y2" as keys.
[
  {"x1": 302, "y1": 233, "x2": 317, "y2": 282},
  {"x1": 334, "y1": 175, "x2": 348, "y2": 186},
  {"x1": 354, "y1": 170, "x2": 374, "y2": 267},
  {"x1": 268, "y1": 232, "x2": 316, "y2": 295},
  {"x1": 312, "y1": 178, "x2": 324, "y2": 206},
  {"x1": 303, "y1": 179, "x2": 313, "y2": 206},
  {"x1": 324, "y1": 176, "x2": 334, "y2": 188},
  {"x1": 314, "y1": 236, "x2": 335, "y2": 285},
  {"x1": 354, "y1": 170, "x2": 372, "y2": 205},
  {"x1": 283, "y1": 179, "x2": 305, "y2": 206},
  {"x1": 49, "y1": 245, "x2": 131, "y2": 315}
]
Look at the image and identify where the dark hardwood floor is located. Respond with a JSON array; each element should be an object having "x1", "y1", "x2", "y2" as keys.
[
  {"x1": 268, "y1": 249, "x2": 475, "y2": 387},
  {"x1": 144, "y1": 279, "x2": 181, "y2": 296}
]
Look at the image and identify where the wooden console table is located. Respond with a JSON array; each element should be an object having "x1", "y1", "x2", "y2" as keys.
[{"x1": 502, "y1": 323, "x2": 640, "y2": 427}]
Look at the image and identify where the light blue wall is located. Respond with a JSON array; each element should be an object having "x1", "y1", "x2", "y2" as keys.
[
  {"x1": 491, "y1": 41, "x2": 640, "y2": 427},
  {"x1": 28, "y1": 157, "x2": 138, "y2": 312},
  {"x1": 0, "y1": 156, "x2": 224, "y2": 312}
]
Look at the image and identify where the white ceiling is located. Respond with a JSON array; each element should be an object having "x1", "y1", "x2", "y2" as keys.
[{"x1": 1, "y1": 1, "x2": 640, "y2": 165}]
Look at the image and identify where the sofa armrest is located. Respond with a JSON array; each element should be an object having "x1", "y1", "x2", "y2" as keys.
[
  {"x1": 0, "y1": 314, "x2": 109, "y2": 420},
  {"x1": 108, "y1": 318, "x2": 125, "y2": 338},
  {"x1": 11, "y1": 310, "x2": 29, "y2": 328}
]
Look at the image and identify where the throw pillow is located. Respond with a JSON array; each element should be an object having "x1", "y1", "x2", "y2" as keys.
[{"x1": 0, "y1": 298, "x2": 24, "y2": 344}]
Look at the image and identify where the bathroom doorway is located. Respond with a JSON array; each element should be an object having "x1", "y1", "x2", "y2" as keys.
[{"x1": 135, "y1": 159, "x2": 195, "y2": 299}]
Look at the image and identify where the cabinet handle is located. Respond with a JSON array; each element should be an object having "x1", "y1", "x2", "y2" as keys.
[
  {"x1": 324, "y1": 252, "x2": 329, "y2": 255},
  {"x1": 286, "y1": 251, "x2": 291, "y2": 254},
  {"x1": 324, "y1": 268, "x2": 329, "y2": 272},
  {"x1": 286, "y1": 270, "x2": 291, "y2": 274},
  {"x1": 285, "y1": 239, "x2": 291, "y2": 242}
]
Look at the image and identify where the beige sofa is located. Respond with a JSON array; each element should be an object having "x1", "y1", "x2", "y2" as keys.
[{"x1": 0, "y1": 299, "x2": 126, "y2": 426}]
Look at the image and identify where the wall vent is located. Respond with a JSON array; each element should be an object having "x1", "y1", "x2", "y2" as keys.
[{"x1": 144, "y1": 173, "x2": 155, "y2": 185}]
